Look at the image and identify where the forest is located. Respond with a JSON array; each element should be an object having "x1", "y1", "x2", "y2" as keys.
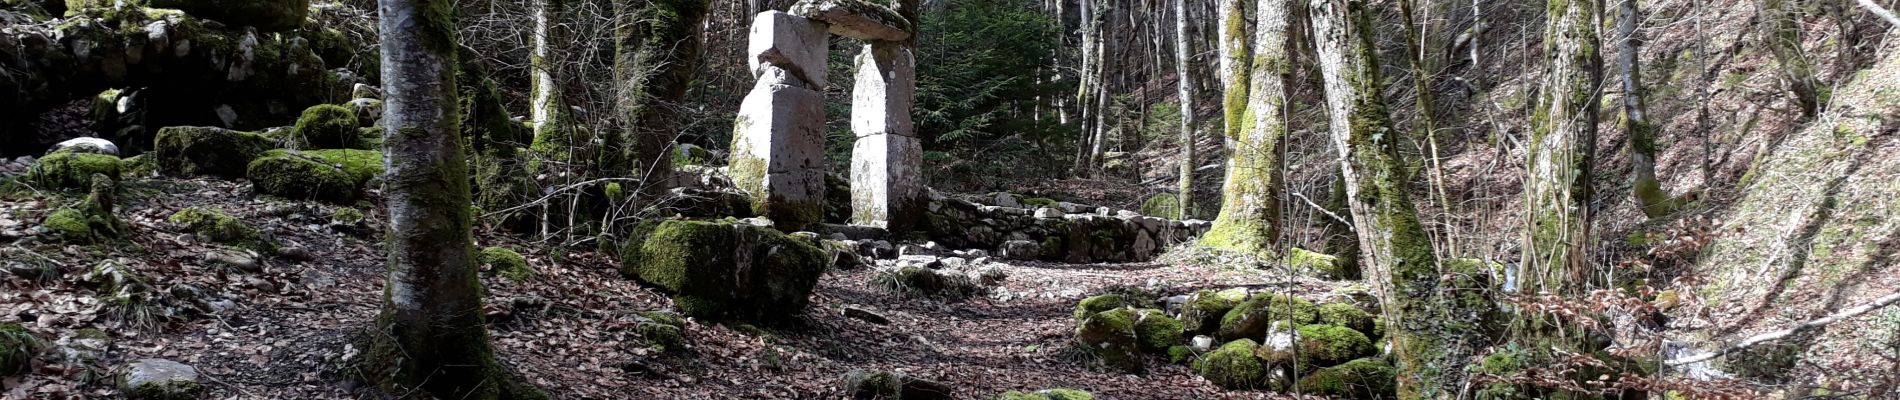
[{"x1": 0, "y1": 0, "x2": 1898, "y2": 398}]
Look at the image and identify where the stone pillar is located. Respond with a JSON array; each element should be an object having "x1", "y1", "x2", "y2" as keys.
[
  {"x1": 728, "y1": 11, "x2": 830, "y2": 231},
  {"x1": 848, "y1": 42, "x2": 923, "y2": 231}
]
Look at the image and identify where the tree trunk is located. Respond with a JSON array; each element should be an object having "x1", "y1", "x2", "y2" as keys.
[
  {"x1": 530, "y1": 0, "x2": 571, "y2": 152},
  {"x1": 1205, "y1": 0, "x2": 1290, "y2": 256},
  {"x1": 1623, "y1": 0, "x2": 1677, "y2": 218},
  {"x1": 1073, "y1": 0, "x2": 1098, "y2": 176},
  {"x1": 368, "y1": 0, "x2": 538, "y2": 397},
  {"x1": 1524, "y1": 0, "x2": 1601, "y2": 296},
  {"x1": 613, "y1": 0, "x2": 712, "y2": 200},
  {"x1": 1764, "y1": 0, "x2": 1822, "y2": 118},
  {"x1": 1309, "y1": 0, "x2": 1482, "y2": 396},
  {"x1": 1174, "y1": 0, "x2": 1196, "y2": 220}
]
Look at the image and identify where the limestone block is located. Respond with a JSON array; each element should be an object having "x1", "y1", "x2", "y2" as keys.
[
  {"x1": 748, "y1": 11, "x2": 830, "y2": 89},
  {"x1": 850, "y1": 43, "x2": 915, "y2": 138},
  {"x1": 790, "y1": 0, "x2": 912, "y2": 42},
  {"x1": 849, "y1": 132, "x2": 924, "y2": 231},
  {"x1": 729, "y1": 77, "x2": 828, "y2": 229}
]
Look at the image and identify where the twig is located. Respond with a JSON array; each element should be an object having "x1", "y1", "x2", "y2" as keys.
[
  {"x1": 1859, "y1": 0, "x2": 1900, "y2": 28},
  {"x1": 1289, "y1": 192, "x2": 1352, "y2": 230},
  {"x1": 1667, "y1": 290, "x2": 1900, "y2": 366},
  {"x1": 480, "y1": 177, "x2": 645, "y2": 219}
]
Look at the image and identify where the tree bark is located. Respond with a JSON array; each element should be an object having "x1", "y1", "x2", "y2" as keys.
[
  {"x1": 1173, "y1": 0, "x2": 1196, "y2": 220},
  {"x1": 1205, "y1": 0, "x2": 1290, "y2": 256},
  {"x1": 530, "y1": 0, "x2": 573, "y2": 152},
  {"x1": 613, "y1": 0, "x2": 713, "y2": 199},
  {"x1": 1524, "y1": 0, "x2": 1601, "y2": 296},
  {"x1": 368, "y1": 0, "x2": 539, "y2": 397},
  {"x1": 1310, "y1": 0, "x2": 1482, "y2": 396},
  {"x1": 1764, "y1": 0, "x2": 1822, "y2": 118}
]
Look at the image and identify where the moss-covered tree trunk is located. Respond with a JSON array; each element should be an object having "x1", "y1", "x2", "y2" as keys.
[
  {"x1": 1217, "y1": 0, "x2": 1251, "y2": 142},
  {"x1": 1524, "y1": 0, "x2": 1601, "y2": 296},
  {"x1": 1623, "y1": 0, "x2": 1678, "y2": 218},
  {"x1": 368, "y1": 0, "x2": 538, "y2": 397},
  {"x1": 612, "y1": 0, "x2": 712, "y2": 200},
  {"x1": 1205, "y1": 0, "x2": 1291, "y2": 256},
  {"x1": 1764, "y1": 0, "x2": 1822, "y2": 118},
  {"x1": 530, "y1": 0, "x2": 575, "y2": 154},
  {"x1": 1309, "y1": 0, "x2": 1482, "y2": 396},
  {"x1": 1173, "y1": 0, "x2": 1197, "y2": 220}
]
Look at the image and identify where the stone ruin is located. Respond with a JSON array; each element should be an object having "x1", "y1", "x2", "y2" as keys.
[{"x1": 728, "y1": 0, "x2": 923, "y2": 233}]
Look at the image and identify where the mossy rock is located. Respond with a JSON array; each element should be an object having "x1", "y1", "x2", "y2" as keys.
[
  {"x1": 65, "y1": 0, "x2": 309, "y2": 32},
  {"x1": 1166, "y1": 345, "x2": 1195, "y2": 365},
  {"x1": 1139, "y1": 193, "x2": 1181, "y2": 218},
  {"x1": 29, "y1": 149, "x2": 120, "y2": 190},
  {"x1": 841, "y1": 370, "x2": 952, "y2": 400},
  {"x1": 0, "y1": 323, "x2": 40, "y2": 376},
  {"x1": 1073, "y1": 308, "x2": 1142, "y2": 373},
  {"x1": 1129, "y1": 308, "x2": 1183, "y2": 354},
  {"x1": 1217, "y1": 293, "x2": 1318, "y2": 341},
  {"x1": 636, "y1": 311, "x2": 686, "y2": 353},
  {"x1": 995, "y1": 388, "x2": 1093, "y2": 400},
  {"x1": 1180, "y1": 288, "x2": 1248, "y2": 335},
  {"x1": 1295, "y1": 358, "x2": 1397, "y2": 398},
  {"x1": 873, "y1": 266, "x2": 981, "y2": 300},
  {"x1": 1315, "y1": 302, "x2": 1380, "y2": 339},
  {"x1": 1021, "y1": 197, "x2": 1057, "y2": 207},
  {"x1": 620, "y1": 220, "x2": 828, "y2": 322},
  {"x1": 42, "y1": 178, "x2": 127, "y2": 243},
  {"x1": 1193, "y1": 339, "x2": 1264, "y2": 389},
  {"x1": 289, "y1": 104, "x2": 361, "y2": 149},
  {"x1": 154, "y1": 126, "x2": 272, "y2": 179},
  {"x1": 1289, "y1": 247, "x2": 1355, "y2": 280},
  {"x1": 121, "y1": 154, "x2": 157, "y2": 177},
  {"x1": 168, "y1": 207, "x2": 256, "y2": 244},
  {"x1": 300, "y1": 149, "x2": 383, "y2": 183},
  {"x1": 247, "y1": 150, "x2": 360, "y2": 203},
  {"x1": 477, "y1": 247, "x2": 533, "y2": 282},
  {"x1": 1072, "y1": 293, "x2": 1137, "y2": 322},
  {"x1": 1256, "y1": 324, "x2": 1375, "y2": 368}
]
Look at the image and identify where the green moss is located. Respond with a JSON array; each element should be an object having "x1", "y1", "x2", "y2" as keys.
[
  {"x1": 1074, "y1": 307, "x2": 1142, "y2": 373},
  {"x1": 872, "y1": 266, "x2": 981, "y2": 300},
  {"x1": 1167, "y1": 345, "x2": 1195, "y2": 364},
  {"x1": 1217, "y1": 293, "x2": 1317, "y2": 341},
  {"x1": 1130, "y1": 308, "x2": 1183, "y2": 353},
  {"x1": 1288, "y1": 247, "x2": 1351, "y2": 279},
  {"x1": 1292, "y1": 324, "x2": 1375, "y2": 366},
  {"x1": 121, "y1": 154, "x2": 156, "y2": 177},
  {"x1": 42, "y1": 208, "x2": 95, "y2": 242},
  {"x1": 1138, "y1": 193, "x2": 1181, "y2": 218},
  {"x1": 42, "y1": 179, "x2": 127, "y2": 243},
  {"x1": 301, "y1": 149, "x2": 384, "y2": 183},
  {"x1": 168, "y1": 207, "x2": 256, "y2": 244},
  {"x1": 0, "y1": 323, "x2": 40, "y2": 375},
  {"x1": 247, "y1": 150, "x2": 360, "y2": 203},
  {"x1": 1072, "y1": 294, "x2": 1135, "y2": 322},
  {"x1": 332, "y1": 208, "x2": 365, "y2": 224},
  {"x1": 1315, "y1": 302, "x2": 1379, "y2": 339},
  {"x1": 291, "y1": 104, "x2": 362, "y2": 149},
  {"x1": 636, "y1": 312, "x2": 685, "y2": 353},
  {"x1": 1296, "y1": 357, "x2": 1397, "y2": 398},
  {"x1": 1180, "y1": 288, "x2": 1248, "y2": 335},
  {"x1": 477, "y1": 247, "x2": 533, "y2": 282},
  {"x1": 996, "y1": 391, "x2": 1045, "y2": 400},
  {"x1": 30, "y1": 150, "x2": 121, "y2": 190},
  {"x1": 1021, "y1": 197, "x2": 1058, "y2": 207},
  {"x1": 1193, "y1": 339, "x2": 1264, "y2": 389},
  {"x1": 1042, "y1": 388, "x2": 1093, "y2": 400},
  {"x1": 154, "y1": 126, "x2": 273, "y2": 179}
]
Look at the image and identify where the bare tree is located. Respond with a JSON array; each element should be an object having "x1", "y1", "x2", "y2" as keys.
[
  {"x1": 367, "y1": 0, "x2": 541, "y2": 396},
  {"x1": 1173, "y1": 0, "x2": 1196, "y2": 219},
  {"x1": 612, "y1": 0, "x2": 713, "y2": 199},
  {"x1": 1205, "y1": 0, "x2": 1291, "y2": 256},
  {"x1": 1764, "y1": 0, "x2": 1822, "y2": 118},
  {"x1": 1310, "y1": 0, "x2": 1482, "y2": 395},
  {"x1": 1622, "y1": 0, "x2": 1681, "y2": 218},
  {"x1": 1524, "y1": 0, "x2": 1602, "y2": 296}
]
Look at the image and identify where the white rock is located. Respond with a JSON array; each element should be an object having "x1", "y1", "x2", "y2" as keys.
[
  {"x1": 849, "y1": 132, "x2": 924, "y2": 229},
  {"x1": 53, "y1": 137, "x2": 119, "y2": 156},
  {"x1": 1034, "y1": 207, "x2": 1062, "y2": 219},
  {"x1": 1191, "y1": 335, "x2": 1215, "y2": 351},
  {"x1": 748, "y1": 11, "x2": 830, "y2": 88},
  {"x1": 728, "y1": 75, "x2": 828, "y2": 228},
  {"x1": 993, "y1": 192, "x2": 1021, "y2": 208},
  {"x1": 790, "y1": 0, "x2": 912, "y2": 41},
  {"x1": 351, "y1": 83, "x2": 382, "y2": 100},
  {"x1": 119, "y1": 359, "x2": 201, "y2": 399}
]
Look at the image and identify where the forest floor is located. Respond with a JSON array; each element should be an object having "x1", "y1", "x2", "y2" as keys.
[{"x1": 0, "y1": 175, "x2": 1337, "y2": 399}]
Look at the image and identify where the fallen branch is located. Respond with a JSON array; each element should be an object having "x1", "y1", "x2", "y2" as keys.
[
  {"x1": 1666, "y1": 289, "x2": 1900, "y2": 366},
  {"x1": 1290, "y1": 192, "x2": 1353, "y2": 230},
  {"x1": 1859, "y1": 0, "x2": 1900, "y2": 28}
]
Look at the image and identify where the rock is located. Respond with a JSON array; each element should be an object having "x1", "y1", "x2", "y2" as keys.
[
  {"x1": 1073, "y1": 308, "x2": 1143, "y2": 373},
  {"x1": 873, "y1": 266, "x2": 981, "y2": 300},
  {"x1": 1056, "y1": 202, "x2": 1090, "y2": 214},
  {"x1": 621, "y1": 221, "x2": 828, "y2": 321},
  {"x1": 1296, "y1": 358, "x2": 1397, "y2": 398},
  {"x1": 344, "y1": 98, "x2": 384, "y2": 128},
  {"x1": 820, "y1": 223, "x2": 891, "y2": 241},
  {"x1": 351, "y1": 84, "x2": 382, "y2": 100},
  {"x1": 747, "y1": 11, "x2": 830, "y2": 88},
  {"x1": 1315, "y1": 302, "x2": 1380, "y2": 339},
  {"x1": 154, "y1": 126, "x2": 273, "y2": 179},
  {"x1": 841, "y1": 369, "x2": 952, "y2": 400},
  {"x1": 635, "y1": 311, "x2": 687, "y2": 353},
  {"x1": 67, "y1": 0, "x2": 310, "y2": 32},
  {"x1": 247, "y1": 149, "x2": 380, "y2": 203},
  {"x1": 842, "y1": 305, "x2": 890, "y2": 325},
  {"x1": 898, "y1": 243, "x2": 937, "y2": 257},
  {"x1": 820, "y1": 239, "x2": 870, "y2": 269},
  {"x1": 992, "y1": 193, "x2": 1021, "y2": 208},
  {"x1": 53, "y1": 137, "x2": 118, "y2": 156},
  {"x1": 1034, "y1": 207, "x2": 1063, "y2": 219},
  {"x1": 478, "y1": 247, "x2": 534, "y2": 282},
  {"x1": 1131, "y1": 230, "x2": 1158, "y2": 260},
  {"x1": 728, "y1": 70, "x2": 828, "y2": 231},
  {"x1": 1115, "y1": 209, "x2": 1140, "y2": 218},
  {"x1": 168, "y1": 207, "x2": 257, "y2": 245},
  {"x1": 1071, "y1": 293, "x2": 1138, "y2": 322},
  {"x1": 40, "y1": 176, "x2": 128, "y2": 243},
  {"x1": 1127, "y1": 308, "x2": 1184, "y2": 353},
  {"x1": 205, "y1": 250, "x2": 260, "y2": 272},
  {"x1": 895, "y1": 255, "x2": 942, "y2": 269},
  {"x1": 275, "y1": 245, "x2": 311, "y2": 261},
  {"x1": 1217, "y1": 293, "x2": 1318, "y2": 341},
  {"x1": 955, "y1": 249, "x2": 989, "y2": 259},
  {"x1": 28, "y1": 149, "x2": 121, "y2": 190},
  {"x1": 288, "y1": 104, "x2": 362, "y2": 149},
  {"x1": 1190, "y1": 335, "x2": 1215, "y2": 351},
  {"x1": 937, "y1": 256, "x2": 969, "y2": 269},
  {"x1": 1180, "y1": 288, "x2": 1249, "y2": 335},
  {"x1": 1255, "y1": 324, "x2": 1374, "y2": 367},
  {"x1": 1194, "y1": 339, "x2": 1264, "y2": 389},
  {"x1": 118, "y1": 358, "x2": 201, "y2": 400},
  {"x1": 866, "y1": 240, "x2": 897, "y2": 259},
  {"x1": 0, "y1": 323, "x2": 38, "y2": 375},
  {"x1": 999, "y1": 240, "x2": 1041, "y2": 260},
  {"x1": 656, "y1": 188, "x2": 755, "y2": 219},
  {"x1": 790, "y1": 0, "x2": 913, "y2": 41},
  {"x1": 847, "y1": 41, "x2": 923, "y2": 231}
]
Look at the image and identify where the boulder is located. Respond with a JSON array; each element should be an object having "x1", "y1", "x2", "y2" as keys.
[
  {"x1": 288, "y1": 104, "x2": 360, "y2": 149},
  {"x1": 789, "y1": 0, "x2": 912, "y2": 41},
  {"x1": 478, "y1": 247, "x2": 533, "y2": 282},
  {"x1": 154, "y1": 126, "x2": 272, "y2": 179},
  {"x1": 29, "y1": 149, "x2": 121, "y2": 190},
  {"x1": 1073, "y1": 308, "x2": 1142, "y2": 373},
  {"x1": 168, "y1": 207, "x2": 256, "y2": 244},
  {"x1": 1179, "y1": 288, "x2": 1248, "y2": 335},
  {"x1": 728, "y1": 72, "x2": 828, "y2": 231},
  {"x1": 53, "y1": 137, "x2": 119, "y2": 155},
  {"x1": 1295, "y1": 358, "x2": 1397, "y2": 398},
  {"x1": 344, "y1": 98, "x2": 383, "y2": 127},
  {"x1": 999, "y1": 240, "x2": 1041, "y2": 260},
  {"x1": 246, "y1": 150, "x2": 363, "y2": 203},
  {"x1": 1071, "y1": 293, "x2": 1137, "y2": 322},
  {"x1": 117, "y1": 358, "x2": 201, "y2": 400},
  {"x1": 1315, "y1": 302, "x2": 1380, "y2": 339},
  {"x1": 67, "y1": 0, "x2": 310, "y2": 32},
  {"x1": 1217, "y1": 293, "x2": 1318, "y2": 341},
  {"x1": 1255, "y1": 324, "x2": 1375, "y2": 368},
  {"x1": 1193, "y1": 339, "x2": 1264, "y2": 389},
  {"x1": 841, "y1": 370, "x2": 952, "y2": 400},
  {"x1": 747, "y1": 11, "x2": 830, "y2": 88},
  {"x1": 621, "y1": 220, "x2": 828, "y2": 321},
  {"x1": 1127, "y1": 308, "x2": 1184, "y2": 354}
]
